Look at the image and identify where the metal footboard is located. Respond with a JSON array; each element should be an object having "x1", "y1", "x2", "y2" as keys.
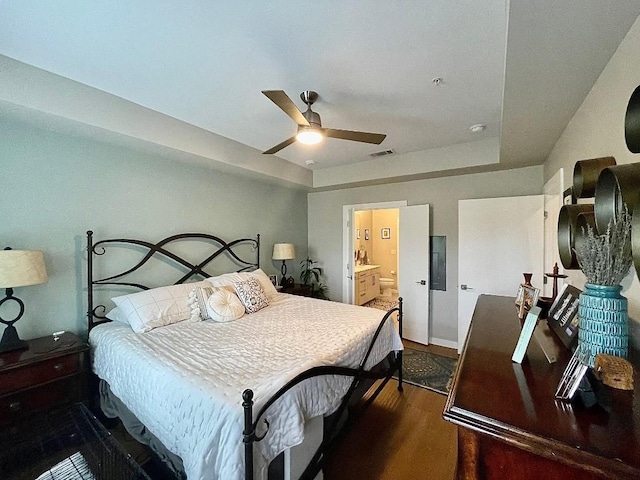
[{"x1": 242, "y1": 299, "x2": 404, "y2": 480}]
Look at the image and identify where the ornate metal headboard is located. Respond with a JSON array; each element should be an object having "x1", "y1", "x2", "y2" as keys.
[{"x1": 86, "y1": 230, "x2": 260, "y2": 331}]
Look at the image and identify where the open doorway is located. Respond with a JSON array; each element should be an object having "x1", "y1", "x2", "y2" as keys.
[
  {"x1": 353, "y1": 208, "x2": 400, "y2": 308},
  {"x1": 342, "y1": 201, "x2": 407, "y2": 305}
]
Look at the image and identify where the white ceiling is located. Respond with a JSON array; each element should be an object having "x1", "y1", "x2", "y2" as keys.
[{"x1": 1, "y1": 1, "x2": 639, "y2": 187}]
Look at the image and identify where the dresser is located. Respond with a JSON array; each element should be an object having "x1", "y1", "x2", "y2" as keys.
[
  {"x1": 444, "y1": 295, "x2": 640, "y2": 479},
  {"x1": 354, "y1": 266, "x2": 380, "y2": 305},
  {"x1": 0, "y1": 332, "x2": 89, "y2": 426}
]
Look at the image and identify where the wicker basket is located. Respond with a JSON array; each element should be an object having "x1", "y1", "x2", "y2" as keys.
[{"x1": 594, "y1": 354, "x2": 634, "y2": 390}]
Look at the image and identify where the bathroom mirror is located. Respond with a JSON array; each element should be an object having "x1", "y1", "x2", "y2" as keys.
[{"x1": 430, "y1": 236, "x2": 446, "y2": 291}]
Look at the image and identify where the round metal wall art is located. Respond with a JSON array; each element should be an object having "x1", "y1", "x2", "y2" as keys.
[
  {"x1": 594, "y1": 164, "x2": 640, "y2": 234},
  {"x1": 573, "y1": 157, "x2": 616, "y2": 199},
  {"x1": 625, "y1": 85, "x2": 640, "y2": 153},
  {"x1": 557, "y1": 204, "x2": 595, "y2": 269}
]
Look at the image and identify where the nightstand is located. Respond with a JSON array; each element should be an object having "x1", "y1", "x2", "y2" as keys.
[
  {"x1": 281, "y1": 283, "x2": 313, "y2": 297},
  {"x1": 0, "y1": 332, "x2": 88, "y2": 426}
]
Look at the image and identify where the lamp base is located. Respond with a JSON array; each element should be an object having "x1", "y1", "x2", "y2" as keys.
[{"x1": 0, "y1": 325, "x2": 28, "y2": 354}]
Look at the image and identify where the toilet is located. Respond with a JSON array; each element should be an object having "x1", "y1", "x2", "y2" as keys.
[{"x1": 379, "y1": 277, "x2": 394, "y2": 296}]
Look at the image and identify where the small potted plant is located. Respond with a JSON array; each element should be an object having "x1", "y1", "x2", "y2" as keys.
[
  {"x1": 574, "y1": 206, "x2": 632, "y2": 366},
  {"x1": 300, "y1": 258, "x2": 329, "y2": 300}
]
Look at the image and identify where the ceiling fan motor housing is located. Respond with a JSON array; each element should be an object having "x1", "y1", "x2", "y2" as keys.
[{"x1": 302, "y1": 109, "x2": 322, "y2": 128}]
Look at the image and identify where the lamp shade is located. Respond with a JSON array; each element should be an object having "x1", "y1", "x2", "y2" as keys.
[
  {"x1": 0, "y1": 250, "x2": 48, "y2": 288},
  {"x1": 272, "y1": 243, "x2": 296, "y2": 261}
]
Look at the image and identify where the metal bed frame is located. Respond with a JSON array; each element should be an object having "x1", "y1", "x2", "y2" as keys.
[{"x1": 86, "y1": 230, "x2": 403, "y2": 480}]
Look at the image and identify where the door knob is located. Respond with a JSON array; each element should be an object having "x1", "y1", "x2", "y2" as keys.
[{"x1": 415, "y1": 280, "x2": 426, "y2": 285}]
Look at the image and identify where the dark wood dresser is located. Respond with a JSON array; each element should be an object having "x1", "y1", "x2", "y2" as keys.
[
  {"x1": 0, "y1": 332, "x2": 88, "y2": 426},
  {"x1": 444, "y1": 294, "x2": 640, "y2": 479},
  {"x1": 281, "y1": 283, "x2": 313, "y2": 297}
]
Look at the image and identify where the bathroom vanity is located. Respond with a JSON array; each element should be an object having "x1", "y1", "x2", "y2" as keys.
[{"x1": 354, "y1": 265, "x2": 380, "y2": 305}]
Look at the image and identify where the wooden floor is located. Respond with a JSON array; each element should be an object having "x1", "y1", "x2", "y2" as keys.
[{"x1": 323, "y1": 343, "x2": 458, "y2": 480}]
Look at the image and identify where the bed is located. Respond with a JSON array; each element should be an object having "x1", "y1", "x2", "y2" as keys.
[{"x1": 85, "y1": 231, "x2": 404, "y2": 480}]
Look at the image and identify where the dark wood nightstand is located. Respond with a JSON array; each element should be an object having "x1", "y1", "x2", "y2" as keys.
[
  {"x1": 0, "y1": 332, "x2": 88, "y2": 426},
  {"x1": 281, "y1": 283, "x2": 313, "y2": 297}
]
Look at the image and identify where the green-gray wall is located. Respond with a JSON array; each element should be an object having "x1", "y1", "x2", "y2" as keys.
[
  {"x1": 308, "y1": 165, "x2": 544, "y2": 346},
  {"x1": 1, "y1": 118, "x2": 308, "y2": 340}
]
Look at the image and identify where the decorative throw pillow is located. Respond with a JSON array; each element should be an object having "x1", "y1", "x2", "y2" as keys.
[
  {"x1": 206, "y1": 289, "x2": 245, "y2": 322},
  {"x1": 188, "y1": 286, "x2": 218, "y2": 322},
  {"x1": 233, "y1": 277, "x2": 269, "y2": 313}
]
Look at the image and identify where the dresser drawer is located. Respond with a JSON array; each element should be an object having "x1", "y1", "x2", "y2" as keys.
[
  {"x1": 0, "y1": 354, "x2": 80, "y2": 395},
  {"x1": 0, "y1": 376, "x2": 80, "y2": 425}
]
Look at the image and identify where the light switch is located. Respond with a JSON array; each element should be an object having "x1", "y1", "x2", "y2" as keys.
[{"x1": 390, "y1": 249, "x2": 396, "y2": 255}]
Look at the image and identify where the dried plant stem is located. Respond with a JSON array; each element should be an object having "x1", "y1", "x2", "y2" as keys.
[{"x1": 575, "y1": 206, "x2": 632, "y2": 286}]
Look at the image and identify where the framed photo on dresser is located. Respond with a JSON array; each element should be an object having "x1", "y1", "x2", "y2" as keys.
[
  {"x1": 515, "y1": 283, "x2": 540, "y2": 319},
  {"x1": 547, "y1": 283, "x2": 582, "y2": 349}
]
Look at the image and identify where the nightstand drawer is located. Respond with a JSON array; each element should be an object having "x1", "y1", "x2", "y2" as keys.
[
  {"x1": 0, "y1": 354, "x2": 80, "y2": 395},
  {"x1": 0, "y1": 376, "x2": 78, "y2": 425}
]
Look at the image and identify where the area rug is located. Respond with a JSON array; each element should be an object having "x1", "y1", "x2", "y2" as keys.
[
  {"x1": 399, "y1": 348, "x2": 458, "y2": 395},
  {"x1": 362, "y1": 296, "x2": 398, "y2": 311}
]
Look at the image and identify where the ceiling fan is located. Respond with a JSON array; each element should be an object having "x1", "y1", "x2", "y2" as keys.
[{"x1": 261, "y1": 90, "x2": 386, "y2": 155}]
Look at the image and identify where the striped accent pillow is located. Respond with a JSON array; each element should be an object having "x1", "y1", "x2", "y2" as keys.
[{"x1": 188, "y1": 286, "x2": 217, "y2": 321}]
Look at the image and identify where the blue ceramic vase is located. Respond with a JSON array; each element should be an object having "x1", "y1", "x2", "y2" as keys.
[{"x1": 577, "y1": 284, "x2": 628, "y2": 367}]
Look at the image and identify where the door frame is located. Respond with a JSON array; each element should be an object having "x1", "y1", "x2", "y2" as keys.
[{"x1": 342, "y1": 200, "x2": 407, "y2": 303}]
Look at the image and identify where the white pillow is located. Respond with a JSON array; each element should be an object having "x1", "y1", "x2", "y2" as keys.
[
  {"x1": 250, "y1": 269, "x2": 279, "y2": 298},
  {"x1": 105, "y1": 307, "x2": 128, "y2": 324},
  {"x1": 206, "y1": 289, "x2": 245, "y2": 322},
  {"x1": 111, "y1": 281, "x2": 210, "y2": 333},
  {"x1": 207, "y1": 269, "x2": 278, "y2": 299},
  {"x1": 233, "y1": 277, "x2": 269, "y2": 313}
]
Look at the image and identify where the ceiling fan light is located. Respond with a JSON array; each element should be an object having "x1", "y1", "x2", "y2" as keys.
[{"x1": 296, "y1": 128, "x2": 323, "y2": 145}]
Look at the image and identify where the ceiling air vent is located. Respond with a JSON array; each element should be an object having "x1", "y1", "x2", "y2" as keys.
[{"x1": 369, "y1": 149, "x2": 395, "y2": 158}]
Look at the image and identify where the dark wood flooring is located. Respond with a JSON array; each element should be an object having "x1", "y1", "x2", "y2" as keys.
[{"x1": 323, "y1": 342, "x2": 458, "y2": 480}]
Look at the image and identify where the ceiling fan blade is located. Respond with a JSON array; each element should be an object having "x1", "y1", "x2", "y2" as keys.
[
  {"x1": 262, "y1": 90, "x2": 310, "y2": 127},
  {"x1": 262, "y1": 136, "x2": 297, "y2": 155},
  {"x1": 323, "y1": 128, "x2": 386, "y2": 145}
]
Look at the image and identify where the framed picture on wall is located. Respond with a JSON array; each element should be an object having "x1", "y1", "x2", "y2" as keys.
[
  {"x1": 364, "y1": 229, "x2": 370, "y2": 240},
  {"x1": 381, "y1": 227, "x2": 391, "y2": 239},
  {"x1": 356, "y1": 228, "x2": 360, "y2": 239}
]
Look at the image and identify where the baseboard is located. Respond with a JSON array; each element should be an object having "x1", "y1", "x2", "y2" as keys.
[{"x1": 429, "y1": 337, "x2": 458, "y2": 350}]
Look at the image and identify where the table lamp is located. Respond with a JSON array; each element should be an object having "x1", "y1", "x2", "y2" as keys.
[
  {"x1": 272, "y1": 243, "x2": 296, "y2": 287},
  {"x1": 0, "y1": 248, "x2": 48, "y2": 353}
]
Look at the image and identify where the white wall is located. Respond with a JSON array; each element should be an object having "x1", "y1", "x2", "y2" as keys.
[
  {"x1": 544, "y1": 15, "x2": 640, "y2": 349},
  {"x1": 308, "y1": 165, "x2": 543, "y2": 345},
  {"x1": 0, "y1": 118, "x2": 308, "y2": 340}
]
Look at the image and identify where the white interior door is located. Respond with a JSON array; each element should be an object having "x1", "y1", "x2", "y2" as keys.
[
  {"x1": 343, "y1": 206, "x2": 356, "y2": 305},
  {"x1": 458, "y1": 195, "x2": 544, "y2": 352},
  {"x1": 399, "y1": 204, "x2": 430, "y2": 344}
]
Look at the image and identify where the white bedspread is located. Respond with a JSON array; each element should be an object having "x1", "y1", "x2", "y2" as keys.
[{"x1": 90, "y1": 293, "x2": 402, "y2": 480}]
